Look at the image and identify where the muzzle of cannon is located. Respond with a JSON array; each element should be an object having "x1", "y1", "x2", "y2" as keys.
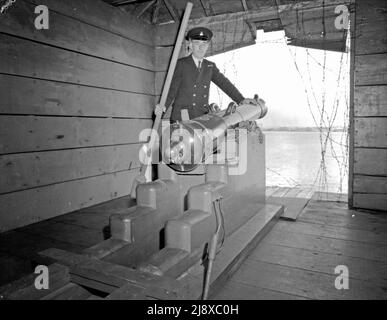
[{"x1": 162, "y1": 101, "x2": 268, "y2": 172}]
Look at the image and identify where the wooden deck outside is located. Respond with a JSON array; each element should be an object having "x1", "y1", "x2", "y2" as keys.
[
  {"x1": 1, "y1": 187, "x2": 386, "y2": 299},
  {"x1": 211, "y1": 187, "x2": 387, "y2": 300}
]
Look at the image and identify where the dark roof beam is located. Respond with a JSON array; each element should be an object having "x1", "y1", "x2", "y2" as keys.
[
  {"x1": 200, "y1": 0, "x2": 215, "y2": 17},
  {"x1": 163, "y1": 0, "x2": 179, "y2": 22},
  {"x1": 241, "y1": 0, "x2": 248, "y2": 11},
  {"x1": 110, "y1": 0, "x2": 146, "y2": 6},
  {"x1": 137, "y1": 0, "x2": 156, "y2": 18},
  {"x1": 152, "y1": 0, "x2": 161, "y2": 24}
]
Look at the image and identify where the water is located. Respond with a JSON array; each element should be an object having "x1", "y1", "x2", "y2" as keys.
[{"x1": 264, "y1": 131, "x2": 349, "y2": 194}]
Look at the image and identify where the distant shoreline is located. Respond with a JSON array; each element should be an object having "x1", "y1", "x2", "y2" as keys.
[{"x1": 262, "y1": 127, "x2": 346, "y2": 132}]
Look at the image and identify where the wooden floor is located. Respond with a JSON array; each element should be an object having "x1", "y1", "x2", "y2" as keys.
[
  {"x1": 1, "y1": 187, "x2": 386, "y2": 299},
  {"x1": 211, "y1": 187, "x2": 387, "y2": 300}
]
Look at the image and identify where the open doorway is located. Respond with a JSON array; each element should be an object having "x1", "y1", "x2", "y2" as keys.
[{"x1": 209, "y1": 30, "x2": 350, "y2": 197}]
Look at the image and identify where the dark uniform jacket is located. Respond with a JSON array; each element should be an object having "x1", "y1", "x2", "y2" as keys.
[{"x1": 166, "y1": 54, "x2": 245, "y2": 121}]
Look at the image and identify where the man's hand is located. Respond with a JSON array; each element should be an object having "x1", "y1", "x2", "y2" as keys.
[
  {"x1": 241, "y1": 95, "x2": 266, "y2": 108},
  {"x1": 154, "y1": 104, "x2": 166, "y2": 117},
  {"x1": 240, "y1": 98, "x2": 258, "y2": 106}
]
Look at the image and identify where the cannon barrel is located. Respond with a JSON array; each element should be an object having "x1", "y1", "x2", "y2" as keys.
[{"x1": 162, "y1": 102, "x2": 268, "y2": 172}]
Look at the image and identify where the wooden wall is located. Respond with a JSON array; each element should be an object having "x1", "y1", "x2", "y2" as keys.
[
  {"x1": 0, "y1": 0, "x2": 157, "y2": 232},
  {"x1": 350, "y1": 0, "x2": 387, "y2": 211}
]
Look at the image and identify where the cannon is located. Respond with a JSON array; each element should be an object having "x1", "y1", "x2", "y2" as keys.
[
  {"x1": 163, "y1": 101, "x2": 268, "y2": 172},
  {"x1": 105, "y1": 100, "x2": 268, "y2": 272}
]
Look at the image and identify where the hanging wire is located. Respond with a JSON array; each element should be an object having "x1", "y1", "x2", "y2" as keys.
[{"x1": 274, "y1": 0, "x2": 350, "y2": 197}]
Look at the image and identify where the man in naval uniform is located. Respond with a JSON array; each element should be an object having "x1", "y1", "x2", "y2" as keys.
[{"x1": 155, "y1": 26, "x2": 254, "y2": 122}]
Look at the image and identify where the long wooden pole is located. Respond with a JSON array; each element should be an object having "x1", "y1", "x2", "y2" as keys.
[{"x1": 131, "y1": 2, "x2": 193, "y2": 198}]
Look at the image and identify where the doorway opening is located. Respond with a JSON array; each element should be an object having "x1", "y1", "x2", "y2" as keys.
[{"x1": 209, "y1": 29, "x2": 351, "y2": 197}]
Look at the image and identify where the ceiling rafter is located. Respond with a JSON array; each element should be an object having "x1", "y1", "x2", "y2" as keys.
[
  {"x1": 199, "y1": 0, "x2": 215, "y2": 17},
  {"x1": 241, "y1": 0, "x2": 249, "y2": 11},
  {"x1": 152, "y1": 0, "x2": 162, "y2": 24},
  {"x1": 110, "y1": 0, "x2": 139, "y2": 6},
  {"x1": 163, "y1": 0, "x2": 179, "y2": 21},
  {"x1": 137, "y1": 0, "x2": 156, "y2": 19}
]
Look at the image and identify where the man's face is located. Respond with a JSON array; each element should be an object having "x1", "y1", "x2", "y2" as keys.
[{"x1": 190, "y1": 39, "x2": 210, "y2": 60}]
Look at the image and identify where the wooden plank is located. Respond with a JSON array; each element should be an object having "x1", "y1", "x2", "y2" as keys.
[
  {"x1": 0, "y1": 169, "x2": 140, "y2": 232},
  {"x1": 0, "y1": 253, "x2": 33, "y2": 287},
  {"x1": 155, "y1": 46, "x2": 177, "y2": 72},
  {"x1": 0, "y1": 229, "x2": 85, "y2": 261},
  {"x1": 267, "y1": 196, "x2": 310, "y2": 221},
  {"x1": 355, "y1": 0, "x2": 387, "y2": 55},
  {"x1": 52, "y1": 212, "x2": 110, "y2": 232},
  {"x1": 355, "y1": 54, "x2": 387, "y2": 86},
  {"x1": 0, "y1": 116, "x2": 151, "y2": 154},
  {"x1": 295, "y1": 187, "x2": 316, "y2": 199},
  {"x1": 25, "y1": 0, "x2": 155, "y2": 46},
  {"x1": 212, "y1": 279, "x2": 308, "y2": 300},
  {"x1": 311, "y1": 192, "x2": 348, "y2": 202},
  {"x1": 354, "y1": 118, "x2": 387, "y2": 148},
  {"x1": 0, "y1": 144, "x2": 142, "y2": 194},
  {"x1": 78, "y1": 196, "x2": 134, "y2": 214},
  {"x1": 298, "y1": 206, "x2": 387, "y2": 232},
  {"x1": 230, "y1": 259, "x2": 387, "y2": 299},
  {"x1": 0, "y1": 0, "x2": 155, "y2": 70},
  {"x1": 39, "y1": 248, "x2": 90, "y2": 267},
  {"x1": 106, "y1": 282, "x2": 179, "y2": 300},
  {"x1": 87, "y1": 295, "x2": 104, "y2": 300},
  {"x1": 248, "y1": 242, "x2": 387, "y2": 287},
  {"x1": 0, "y1": 75, "x2": 154, "y2": 118},
  {"x1": 354, "y1": 175, "x2": 387, "y2": 194},
  {"x1": 263, "y1": 229, "x2": 387, "y2": 263},
  {"x1": 41, "y1": 283, "x2": 91, "y2": 300},
  {"x1": 353, "y1": 193, "x2": 387, "y2": 212},
  {"x1": 266, "y1": 186, "x2": 279, "y2": 198},
  {"x1": 284, "y1": 187, "x2": 303, "y2": 198},
  {"x1": 24, "y1": 222, "x2": 105, "y2": 248},
  {"x1": 139, "y1": 247, "x2": 204, "y2": 279},
  {"x1": 105, "y1": 283, "x2": 147, "y2": 300},
  {"x1": 354, "y1": 148, "x2": 387, "y2": 176},
  {"x1": 273, "y1": 220, "x2": 387, "y2": 245},
  {"x1": 155, "y1": 22, "x2": 178, "y2": 46},
  {"x1": 354, "y1": 86, "x2": 387, "y2": 117},
  {"x1": 270, "y1": 187, "x2": 291, "y2": 198},
  {"x1": 0, "y1": 34, "x2": 154, "y2": 94},
  {"x1": 82, "y1": 239, "x2": 129, "y2": 259},
  {"x1": 298, "y1": 213, "x2": 387, "y2": 233},
  {"x1": 69, "y1": 258, "x2": 185, "y2": 298}
]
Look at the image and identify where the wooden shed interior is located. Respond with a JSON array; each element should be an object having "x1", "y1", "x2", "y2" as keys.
[{"x1": 0, "y1": 0, "x2": 386, "y2": 300}]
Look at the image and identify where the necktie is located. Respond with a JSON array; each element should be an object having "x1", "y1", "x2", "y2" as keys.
[{"x1": 198, "y1": 61, "x2": 201, "y2": 70}]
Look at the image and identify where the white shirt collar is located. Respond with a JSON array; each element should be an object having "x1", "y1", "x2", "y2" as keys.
[{"x1": 191, "y1": 55, "x2": 203, "y2": 68}]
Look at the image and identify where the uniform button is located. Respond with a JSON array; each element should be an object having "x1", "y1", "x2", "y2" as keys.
[
  {"x1": 193, "y1": 103, "x2": 196, "y2": 106},
  {"x1": 204, "y1": 95, "x2": 207, "y2": 97},
  {"x1": 194, "y1": 85, "x2": 197, "y2": 88},
  {"x1": 193, "y1": 94, "x2": 196, "y2": 97},
  {"x1": 204, "y1": 85, "x2": 207, "y2": 88}
]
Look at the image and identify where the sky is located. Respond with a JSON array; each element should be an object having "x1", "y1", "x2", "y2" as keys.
[{"x1": 208, "y1": 30, "x2": 350, "y2": 129}]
